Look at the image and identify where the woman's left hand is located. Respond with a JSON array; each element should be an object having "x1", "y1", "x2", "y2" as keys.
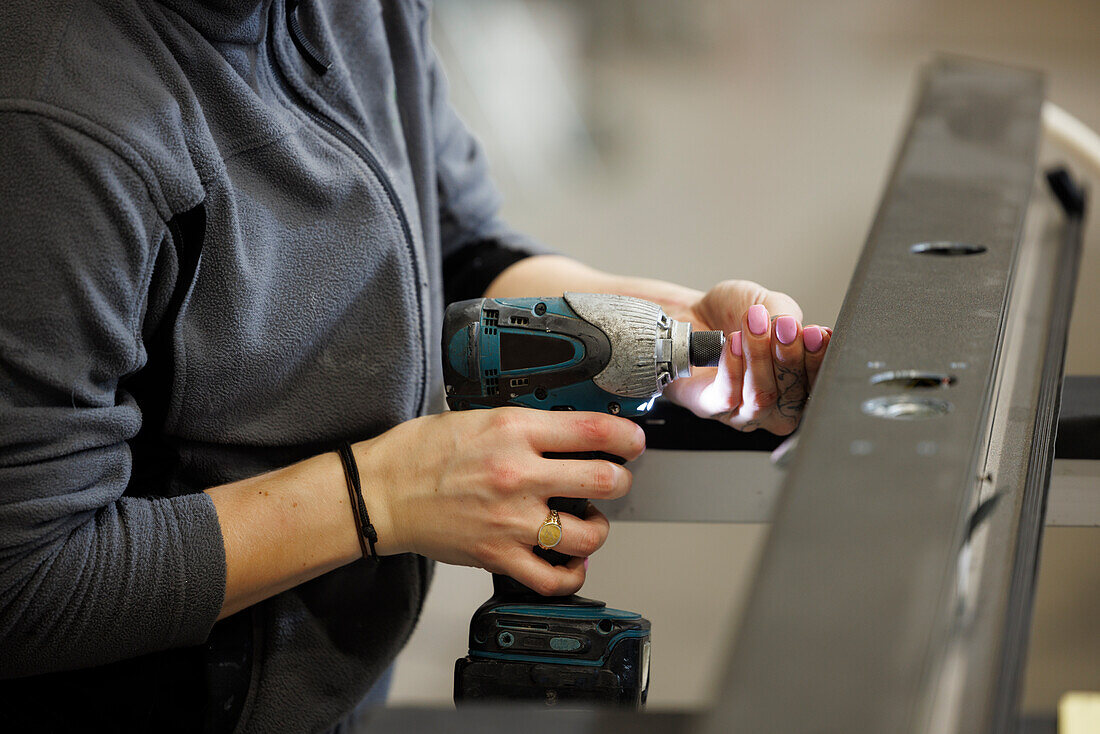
[{"x1": 661, "y1": 279, "x2": 832, "y2": 435}]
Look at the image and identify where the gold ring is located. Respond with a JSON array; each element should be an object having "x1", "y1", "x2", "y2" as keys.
[{"x1": 537, "y1": 509, "x2": 563, "y2": 550}]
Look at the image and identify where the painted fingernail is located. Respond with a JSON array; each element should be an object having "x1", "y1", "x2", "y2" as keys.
[
  {"x1": 584, "y1": 557, "x2": 589, "y2": 570},
  {"x1": 776, "y1": 315, "x2": 798, "y2": 345},
  {"x1": 747, "y1": 304, "x2": 768, "y2": 336},
  {"x1": 731, "y1": 331, "x2": 743, "y2": 357},
  {"x1": 804, "y1": 325, "x2": 823, "y2": 352}
]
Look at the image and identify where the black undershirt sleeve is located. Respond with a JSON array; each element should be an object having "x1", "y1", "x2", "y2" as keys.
[{"x1": 441, "y1": 240, "x2": 533, "y2": 306}]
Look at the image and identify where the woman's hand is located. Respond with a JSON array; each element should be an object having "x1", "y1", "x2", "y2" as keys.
[
  {"x1": 354, "y1": 407, "x2": 646, "y2": 596},
  {"x1": 483, "y1": 256, "x2": 832, "y2": 435},
  {"x1": 662, "y1": 279, "x2": 832, "y2": 435}
]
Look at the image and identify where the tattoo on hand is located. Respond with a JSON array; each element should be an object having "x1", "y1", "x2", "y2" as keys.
[{"x1": 774, "y1": 363, "x2": 807, "y2": 420}]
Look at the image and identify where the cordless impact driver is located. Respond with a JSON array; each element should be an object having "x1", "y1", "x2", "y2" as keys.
[{"x1": 443, "y1": 292, "x2": 724, "y2": 708}]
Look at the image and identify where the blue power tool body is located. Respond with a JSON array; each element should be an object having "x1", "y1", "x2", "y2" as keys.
[{"x1": 443, "y1": 293, "x2": 724, "y2": 707}]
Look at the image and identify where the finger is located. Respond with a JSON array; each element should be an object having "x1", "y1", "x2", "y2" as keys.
[
  {"x1": 803, "y1": 325, "x2": 830, "y2": 388},
  {"x1": 735, "y1": 304, "x2": 780, "y2": 430},
  {"x1": 534, "y1": 458, "x2": 633, "y2": 501},
  {"x1": 504, "y1": 553, "x2": 587, "y2": 597},
  {"x1": 548, "y1": 504, "x2": 610, "y2": 558},
  {"x1": 770, "y1": 315, "x2": 807, "y2": 434},
  {"x1": 528, "y1": 412, "x2": 646, "y2": 461},
  {"x1": 700, "y1": 331, "x2": 744, "y2": 419}
]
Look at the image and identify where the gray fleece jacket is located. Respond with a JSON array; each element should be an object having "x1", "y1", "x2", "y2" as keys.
[{"x1": 0, "y1": 0, "x2": 539, "y2": 731}]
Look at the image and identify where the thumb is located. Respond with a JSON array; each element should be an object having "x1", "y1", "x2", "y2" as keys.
[
  {"x1": 661, "y1": 368, "x2": 716, "y2": 418},
  {"x1": 759, "y1": 289, "x2": 802, "y2": 322}
]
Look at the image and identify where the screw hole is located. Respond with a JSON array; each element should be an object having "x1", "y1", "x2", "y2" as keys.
[
  {"x1": 870, "y1": 370, "x2": 957, "y2": 389},
  {"x1": 862, "y1": 395, "x2": 952, "y2": 420},
  {"x1": 910, "y1": 241, "x2": 987, "y2": 256}
]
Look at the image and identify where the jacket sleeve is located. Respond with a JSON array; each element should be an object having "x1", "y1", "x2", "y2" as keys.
[
  {"x1": 424, "y1": 40, "x2": 554, "y2": 303},
  {"x1": 0, "y1": 109, "x2": 226, "y2": 677}
]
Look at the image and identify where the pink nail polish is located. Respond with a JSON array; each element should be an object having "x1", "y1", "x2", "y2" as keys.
[
  {"x1": 731, "y1": 331, "x2": 743, "y2": 357},
  {"x1": 804, "y1": 325, "x2": 823, "y2": 352},
  {"x1": 747, "y1": 304, "x2": 768, "y2": 336},
  {"x1": 583, "y1": 557, "x2": 589, "y2": 570},
  {"x1": 776, "y1": 316, "x2": 798, "y2": 345}
]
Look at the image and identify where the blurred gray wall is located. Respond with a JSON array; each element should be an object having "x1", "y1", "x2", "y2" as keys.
[{"x1": 390, "y1": 0, "x2": 1100, "y2": 714}]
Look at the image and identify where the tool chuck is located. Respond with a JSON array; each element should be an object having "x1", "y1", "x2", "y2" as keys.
[{"x1": 689, "y1": 330, "x2": 725, "y2": 367}]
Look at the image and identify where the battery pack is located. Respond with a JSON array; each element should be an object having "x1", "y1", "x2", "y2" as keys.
[{"x1": 454, "y1": 597, "x2": 651, "y2": 707}]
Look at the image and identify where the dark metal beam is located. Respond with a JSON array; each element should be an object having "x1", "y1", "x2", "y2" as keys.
[{"x1": 700, "y1": 56, "x2": 1058, "y2": 734}]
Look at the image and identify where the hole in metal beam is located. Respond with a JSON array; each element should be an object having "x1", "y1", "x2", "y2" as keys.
[
  {"x1": 861, "y1": 395, "x2": 953, "y2": 420},
  {"x1": 870, "y1": 370, "x2": 957, "y2": 389},
  {"x1": 909, "y1": 241, "x2": 987, "y2": 256}
]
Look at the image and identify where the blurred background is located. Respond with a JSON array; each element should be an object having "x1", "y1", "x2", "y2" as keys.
[{"x1": 390, "y1": 0, "x2": 1100, "y2": 719}]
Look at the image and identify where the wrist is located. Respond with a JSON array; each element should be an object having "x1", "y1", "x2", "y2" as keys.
[
  {"x1": 348, "y1": 439, "x2": 405, "y2": 556},
  {"x1": 309, "y1": 451, "x2": 369, "y2": 566}
]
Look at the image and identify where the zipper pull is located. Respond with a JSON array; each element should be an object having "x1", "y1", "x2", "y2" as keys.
[{"x1": 285, "y1": 0, "x2": 332, "y2": 75}]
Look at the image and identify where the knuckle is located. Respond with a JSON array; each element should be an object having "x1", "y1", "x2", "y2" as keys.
[
  {"x1": 593, "y1": 465, "x2": 631, "y2": 499},
  {"x1": 576, "y1": 416, "x2": 611, "y2": 444},
  {"x1": 749, "y1": 332, "x2": 773, "y2": 352},
  {"x1": 489, "y1": 408, "x2": 524, "y2": 438},
  {"x1": 750, "y1": 390, "x2": 778, "y2": 412},
  {"x1": 774, "y1": 348, "x2": 802, "y2": 366},
  {"x1": 589, "y1": 462, "x2": 617, "y2": 495},
  {"x1": 485, "y1": 457, "x2": 523, "y2": 493}
]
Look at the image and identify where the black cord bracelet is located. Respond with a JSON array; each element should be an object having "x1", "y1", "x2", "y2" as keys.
[{"x1": 337, "y1": 443, "x2": 379, "y2": 562}]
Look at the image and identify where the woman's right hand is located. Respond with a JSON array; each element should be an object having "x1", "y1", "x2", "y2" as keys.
[{"x1": 354, "y1": 407, "x2": 646, "y2": 596}]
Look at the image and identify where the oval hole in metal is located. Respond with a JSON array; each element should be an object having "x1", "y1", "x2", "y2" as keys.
[
  {"x1": 870, "y1": 370, "x2": 957, "y2": 389},
  {"x1": 861, "y1": 395, "x2": 953, "y2": 420},
  {"x1": 909, "y1": 241, "x2": 987, "y2": 256}
]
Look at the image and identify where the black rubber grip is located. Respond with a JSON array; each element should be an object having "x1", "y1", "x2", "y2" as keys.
[{"x1": 689, "y1": 330, "x2": 725, "y2": 367}]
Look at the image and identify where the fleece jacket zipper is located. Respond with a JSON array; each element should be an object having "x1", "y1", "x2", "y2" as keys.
[{"x1": 266, "y1": 1, "x2": 428, "y2": 415}]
